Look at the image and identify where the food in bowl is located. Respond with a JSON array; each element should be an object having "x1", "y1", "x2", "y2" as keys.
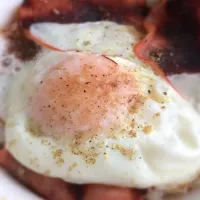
[{"x1": 1, "y1": 0, "x2": 200, "y2": 200}]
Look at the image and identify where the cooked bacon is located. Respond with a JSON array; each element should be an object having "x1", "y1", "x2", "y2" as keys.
[
  {"x1": 80, "y1": 0, "x2": 146, "y2": 9},
  {"x1": 0, "y1": 149, "x2": 145, "y2": 200},
  {"x1": 134, "y1": 0, "x2": 200, "y2": 75},
  {"x1": 83, "y1": 184, "x2": 144, "y2": 200},
  {"x1": 19, "y1": 0, "x2": 149, "y2": 29},
  {"x1": 20, "y1": 0, "x2": 101, "y2": 28},
  {"x1": 0, "y1": 149, "x2": 75, "y2": 200},
  {"x1": 78, "y1": 0, "x2": 149, "y2": 28}
]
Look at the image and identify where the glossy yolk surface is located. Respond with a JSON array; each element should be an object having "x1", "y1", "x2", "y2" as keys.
[{"x1": 28, "y1": 53, "x2": 140, "y2": 137}]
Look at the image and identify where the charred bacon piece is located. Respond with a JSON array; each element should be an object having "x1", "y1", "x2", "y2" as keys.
[
  {"x1": 83, "y1": 184, "x2": 144, "y2": 200},
  {"x1": 19, "y1": 0, "x2": 149, "y2": 29},
  {"x1": 134, "y1": 0, "x2": 200, "y2": 75}
]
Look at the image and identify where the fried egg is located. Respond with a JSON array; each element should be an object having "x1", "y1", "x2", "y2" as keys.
[{"x1": 5, "y1": 48, "x2": 200, "y2": 191}]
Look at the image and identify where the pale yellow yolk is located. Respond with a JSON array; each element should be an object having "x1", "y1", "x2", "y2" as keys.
[{"x1": 28, "y1": 53, "x2": 140, "y2": 137}]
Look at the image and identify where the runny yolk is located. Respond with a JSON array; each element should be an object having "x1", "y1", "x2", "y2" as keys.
[{"x1": 29, "y1": 53, "x2": 139, "y2": 137}]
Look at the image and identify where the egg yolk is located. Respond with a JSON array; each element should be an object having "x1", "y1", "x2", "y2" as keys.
[{"x1": 28, "y1": 53, "x2": 140, "y2": 137}]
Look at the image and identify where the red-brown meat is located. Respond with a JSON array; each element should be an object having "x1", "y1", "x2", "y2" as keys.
[
  {"x1": 83, "y1": 184, "x2": 144, "y2": 200},
  {"x1": 19, "y1": 0, "x2": 149, "y2": 29},
  {"x1": 0, "y1": 149, "x2": 144, "y2": 200},
  {"x1": 0, "y1": 149, "x2": 75, "y2": 200},
  {"x1": 134, "y1": 0, "x2": 200, "y2": 75}
]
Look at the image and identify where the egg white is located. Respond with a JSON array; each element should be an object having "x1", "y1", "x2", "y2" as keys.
[
  {"x1": 5, "y1": 49, "x2": 200, "y2": 191},
  {"x1": 30, "y1": 21, "x2": 142, "y2": 61}
]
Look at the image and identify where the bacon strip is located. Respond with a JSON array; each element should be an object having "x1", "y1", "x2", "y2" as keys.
[
  {"x1": 0, "y1": 149, "x2": 75, "y2": 200},
  {"x1": 80, "y1": 0, "x2": 146, "y2": 9},
  {"x1": 134, "y1": 0, "x2": 200, "y2": 75},
  {"x1": 83, "y1": 184, "x2": 144, "y2": 200},
  {"x1": 0, "y1": 149, "x2": 144, "y2": 200},
  {"x1": 19, "y1": 0, "x2": 149, "y2": 29}
]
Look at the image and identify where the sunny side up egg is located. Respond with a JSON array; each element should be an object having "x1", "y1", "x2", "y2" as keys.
[
  {"x1": 0, "y1": 21, "x2": 140, "y2": 144},
  {"x1": 4, "y1": 21, "x2": 200, "y2": 193}
]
